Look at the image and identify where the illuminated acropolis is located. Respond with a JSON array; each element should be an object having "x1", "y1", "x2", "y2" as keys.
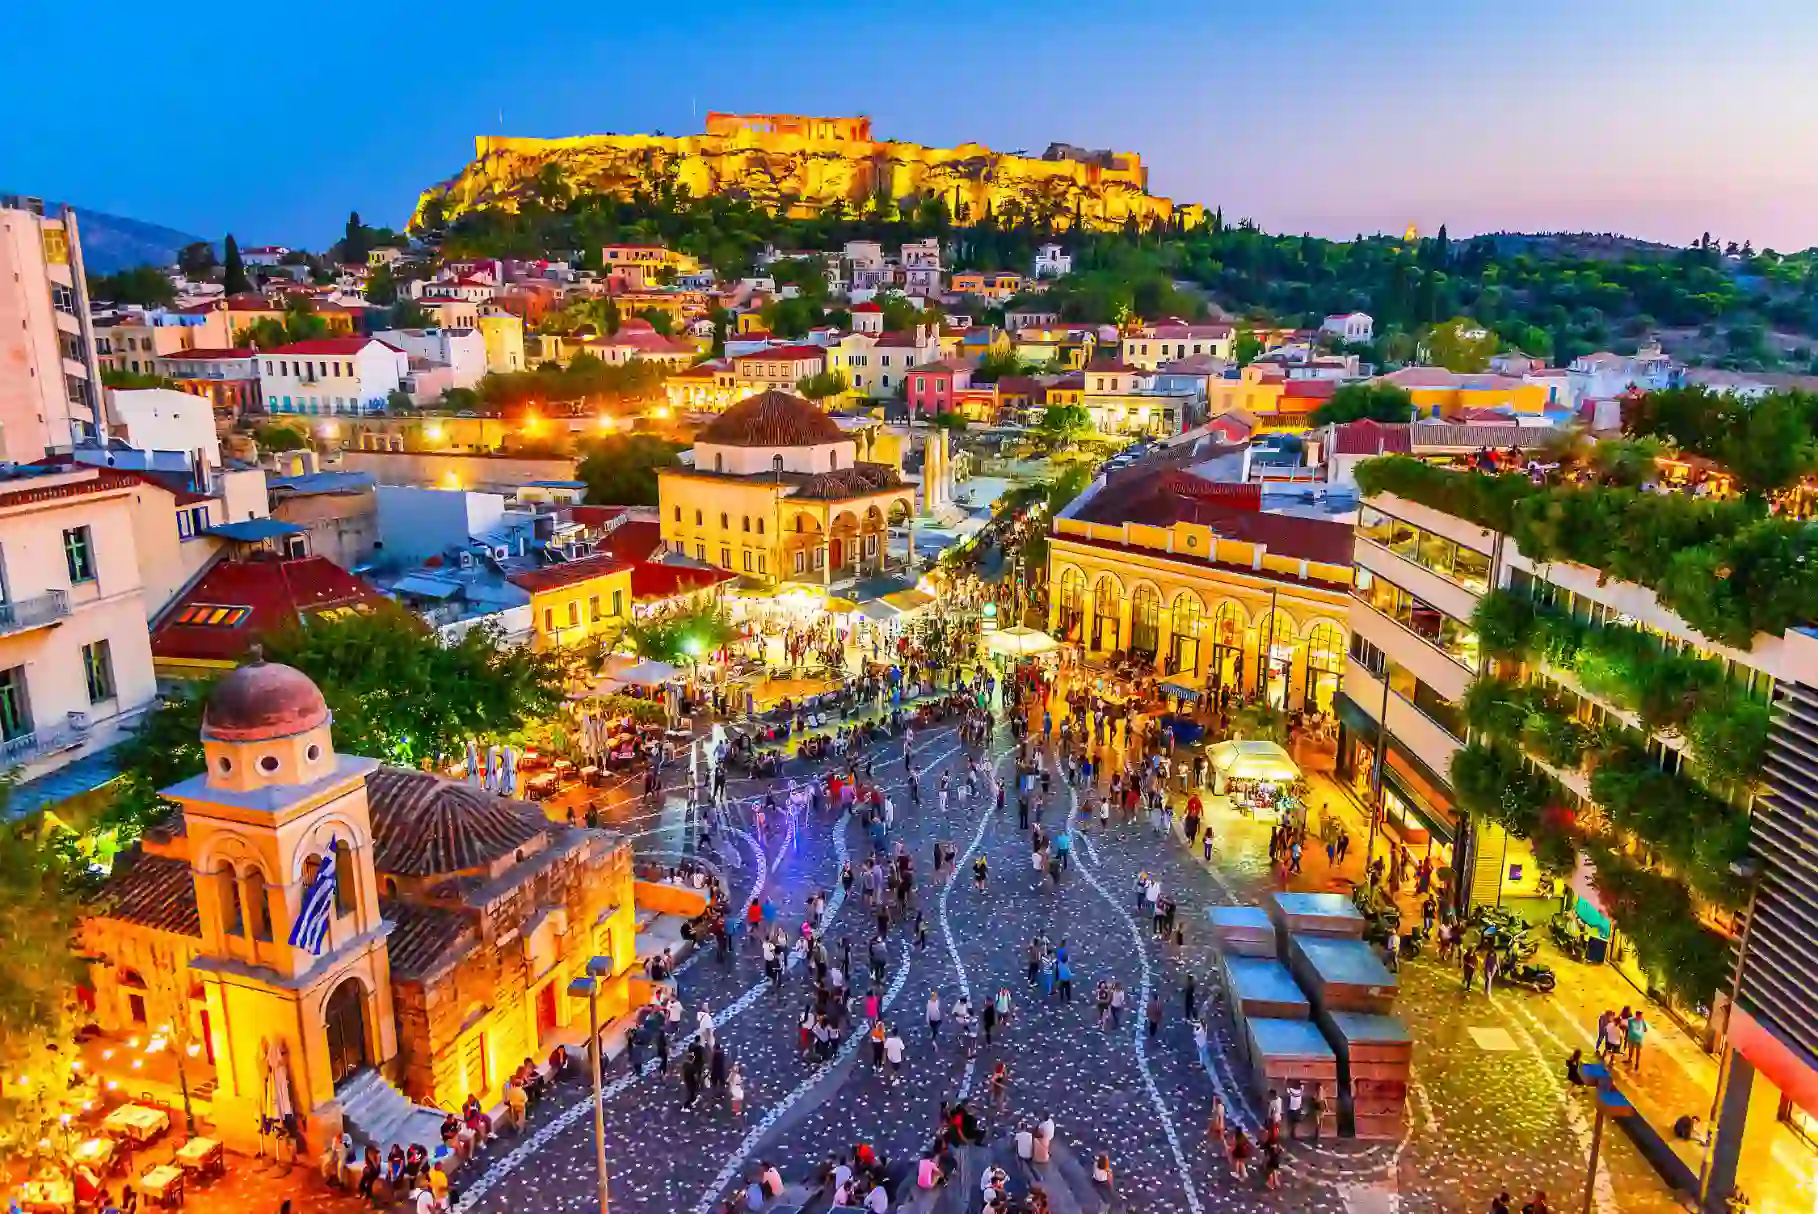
[{"x1": 416, "y1": 113, "x2": 1202, "y2": 231}]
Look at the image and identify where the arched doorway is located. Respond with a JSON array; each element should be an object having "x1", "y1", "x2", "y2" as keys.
[
  {"x1": 1167, "y1": 593, "x2": 1203, "y2": 676},
  {"x1": 1210, "y1": 602, "x2": 1246, "y2": 695},
  {"x1": 1304, "y1": 621, "x2": 1345, "y2": 713},
  {"x1": 1130, "y1": 585, "x2": 1160, "y2": 663},
  {"x1": 324, "y1": 977, "x2": 371, "y2": 1085},
  {"x1": 1057, "y1": 568, "x2": 1086, "y2": 642},
  {"x1": 1257, "y1": 608, "x2": 1298, "y2": 710},
  {"x1": 1092, "y1": 575, "x2": 1123, "y2": 652}
]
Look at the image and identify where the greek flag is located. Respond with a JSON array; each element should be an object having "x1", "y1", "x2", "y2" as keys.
[{"x1": 289, "y1": 842, "x2": 337, "y2": 955}]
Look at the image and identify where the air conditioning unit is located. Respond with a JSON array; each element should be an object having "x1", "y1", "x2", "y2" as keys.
[{"x1": 458, "y1": 551, "x2": 475, "y2": 570}]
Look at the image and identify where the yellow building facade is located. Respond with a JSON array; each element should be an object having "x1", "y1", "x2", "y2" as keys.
[
  {"x1": 658, "y1": 392, "x2": 916, "y2": 586},
  {"x1": 508, "y1": 554, "x2": 635, "y2": 650},
  {"x1": 1046, "y1": 476, "x2": 1354, "y2": 712}
]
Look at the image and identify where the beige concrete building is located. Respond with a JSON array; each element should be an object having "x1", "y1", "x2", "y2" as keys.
[
  {"x1": 0, "y1": 197, "x2": 104, "y2": 457},
  {"x1": 0, "y1": 464, "x2": 159, "y2": 779}
]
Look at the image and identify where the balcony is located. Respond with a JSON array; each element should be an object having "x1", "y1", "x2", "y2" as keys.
[
  {"x1": 0, "y1": 724, "x2": 74, "y2": 766},
  {"x1": 0, "y1": 591, "x2": 70, "y2": 636}
]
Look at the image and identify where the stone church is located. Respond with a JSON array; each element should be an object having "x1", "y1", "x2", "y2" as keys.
[{"x1": 79, "y1": 659, "x2": 638, "y2": 1154}]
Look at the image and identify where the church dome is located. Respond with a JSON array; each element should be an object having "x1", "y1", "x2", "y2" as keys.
[
  {"x1": 201, "y1": 659, "x2": 330, "y2": 743},
  {"x1": 695, "y1": 390, "x2": 845, "y2": 448}
]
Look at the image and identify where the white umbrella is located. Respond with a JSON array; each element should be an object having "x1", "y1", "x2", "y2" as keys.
[
  {"x1": 485, "y1": 745, "x2": 500, "y2": 792},
  {"x1": 1205, "y1": 739, "x2": 1301, "y2": 782},
  {"x1": 266, "y1": 1038, "x2": 293, "y2": 1119},
  {"x1": 985, "y1": 626, "x2": 1062, "y2": 658},
  {"x1": 502, "y1": 746, "x2": 518, "y2": 797},
  {"x1": 465, "y1": 739, "x2": 479, "y2": 784}
]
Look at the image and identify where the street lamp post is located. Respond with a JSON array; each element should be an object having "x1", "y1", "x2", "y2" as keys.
[
  {"x1": 1698, "y1": 857, "x2": 1765, "y2": 1210},
  {"x1": 567, "y1": 954, "x2": 616, "y2": 1214}
]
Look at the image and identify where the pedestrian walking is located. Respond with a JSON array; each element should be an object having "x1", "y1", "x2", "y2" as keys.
[{"x1": 927, "y1": 990, "x2": 943, "y2": 1041}]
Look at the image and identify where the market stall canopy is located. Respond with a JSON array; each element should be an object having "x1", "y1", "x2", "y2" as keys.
[
  {"x1": 1206, "y1": 739, "x2": 1301, "y2": 782},
  {"x1": 985, "y1": 626, "x2": 1063, "y2": 658},
  {"x1": 1158, "y1": 680, "x2": 1202, "y2": 701},
  {"x1": 859, "y1": 589, "x2": 937, "y2": 621},
  {"x1": 598, "y1": 654, "x2": 681, "y2": 687},
  {"x1": 824, "y1": 597, "x2": 861, "y2": 615}
]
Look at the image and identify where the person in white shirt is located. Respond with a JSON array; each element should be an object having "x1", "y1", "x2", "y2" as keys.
[
  {"x1": 865, "y1": 1181, "x2": 890, "y2": 1213},
  {"x1": 1039, "y1": 1115, "x2": 1056, "y2": 1145},
  {"x1": 697, "y1": 1003, "x2": 715, "y2": 1047},
  {"x1": 884, "y1": 1028, "x2": 906, "y2": 1081},
  {"x1": 1015, "y1": 1127, "x2": 1034, "y2": 1159},
  {"x1": 832, "y1": 1161, "x2": 854, "y2": 1193},
  {"x1": 412, "y1": 1185, "x2": 437, "y2": 1214}
]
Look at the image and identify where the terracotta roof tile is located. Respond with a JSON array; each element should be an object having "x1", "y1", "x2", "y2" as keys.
[
  {"x1": 631, "y1": 562, "x2": 736, "y2": 601},
  {"x1": 94, "y1": 850, "x2": 201, "y2": 938},
  {"x1": 1329, "y1": 419, "x2": 1414, "y2": 456},
  {"x1": 696, "y1": 390, "x2": 845, "y2": 447},
  {"x1": 367, "y1": 767, "x2": 547, "y2": 877},
  {"x1": 382, "y1": 898, "x2": 478, "y2": 981},
  {"x1": 506, "y1": 553, "x2": 631, "y2": 595},
  {"x1": 598, "y1": 519, "x2": 662, "y2": 563},
  {"x1": 789, "y1": 462, "x2": 904, "y2": 501},
  {"x1": 151, "y1": 556, "x2": 385, "y2": 663}
]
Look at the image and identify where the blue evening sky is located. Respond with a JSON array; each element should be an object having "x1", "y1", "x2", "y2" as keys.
[{"x1": 6, "y1": 0, "x2": 1816, "y2": 251}]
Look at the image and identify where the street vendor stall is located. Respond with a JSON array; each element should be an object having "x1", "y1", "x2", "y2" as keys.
[
  {"x1": 1206, "y1": 739, "x2": 1304, "y2": 819},
  {"x1": 984, "y1": 626, "x2": 1062, "y2": 660}
]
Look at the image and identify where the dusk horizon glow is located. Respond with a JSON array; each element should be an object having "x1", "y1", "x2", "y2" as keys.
[{"x1": 8, "y1": 0, "x2": 1816, "y2": 252}]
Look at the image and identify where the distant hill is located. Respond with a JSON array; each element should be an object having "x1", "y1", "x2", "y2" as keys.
[
  {"x1": 1482, "y1": 231, "x2": 1683, "y2": 262},
  {"x1": 5, "y1": 197, "x2": 211, "y2": 274}
]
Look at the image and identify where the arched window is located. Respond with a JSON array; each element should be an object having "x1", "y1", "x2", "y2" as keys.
[
  {"x1": 1057, "y1": 567, "x2": 1086, "y2": 639},
  {"x1": 333, "y1": 839, "x2": 355, "y2": 917},
  {"x1": 215, "y1": 862, "x2": 243, "y2": 938},
  {"x1": 1304, "y1": 621, "x2": 1346, "y2": 713},
  {"x1": 244, "y1": 867, "x2": 272, "y2": 942},
  {"x1": 1210, "y1": 602, "x2": 1246, "y2": 692},
  {"x1": 1092, "y1": 575, "x2": 1123, "y2": 651},
  {"x1": 1257, "y1": 608, "x2": 1298, "y2": 709},
  {"x1": 1130, "y1": 584, "x2": 1160, "y2": 660},
  {"x1": 1168, "y1": 592, "x2": 1203, "y2": 675}
]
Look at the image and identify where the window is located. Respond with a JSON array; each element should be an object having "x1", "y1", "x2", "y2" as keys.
[
  {"x1": 694, "y1": 509, "x2": 703, "y2": 525},
  {"x1": 612, "y1": 590, "x2": 623, "y2": 616},
  {"x1": 173, "y1": 603, "x2": 251, "y2": 628},
  {"x1": 1353, "y1": 568, "x2": 1480, "y2": 668},
  {"x1": 82, "y1": 639, "x2": 115, "y2": 703},
  {"x1": 756, "y1": 553, "x2": 766, "y2": 575},
  {"x1": 63, "y1": 527, "x2": 94, "y2": 583},
  {"x1": 1357, "y1": 505, "x2": 1491, "y2": 593},
  {"x1": 720, "y1": 512, "x2": 729, "y2": 530},
  {"x1": 742, "y1": 516, "x2": 750, "y2": 532},
  {"x1": 721, "y1": 545, "x2": 732, "y2": 568},
  {"x1": 794, "y1": 551, "x2": 806, "y2": 574},
  {"x1": 177, "y1": 505, "x2": 208, "y2": 540},
  {"x1": 743, "y1": 551, "x2": 753, "y2": 573},
  {"x1": 589, "y1": 595, "x2": 602, "y2": 622},
  {"x1": 674, "y1": 506, "x2": 682, "y2": 522},
  {"x1": 756, "y1": 518, "x2": 765, "y2": 535},
  {"x1": 567, "y1": 601, "x2": 580, "y2": 627},
  {"x1": 543, "y1": 608, "x2": 554, "y2": 634},
  {"x1": 695, "y1": 543, "x2": 705, "y2": 561},
  {"x1": 0, "y1": 666, "x2": 29, "y2": 741}
]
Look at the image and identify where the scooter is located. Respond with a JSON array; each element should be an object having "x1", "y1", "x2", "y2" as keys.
[
  {"x1": 1501, "y1": 960, "x2": 1557, "y2": 993},
  {"x1": 1549, "y1": 912, "x2": 1589, "y2": 962}
]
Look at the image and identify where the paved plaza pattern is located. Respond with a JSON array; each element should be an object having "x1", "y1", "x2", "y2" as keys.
[{"x1": 447, "y1": 699, "x2": 1684, "y2": 1214}]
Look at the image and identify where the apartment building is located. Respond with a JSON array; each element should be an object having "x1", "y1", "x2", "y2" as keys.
[
  {"x1": 0, "y1": 465, "x2": 158, "y2": 781},
  {"x1": 259, "y1": 337, "x2": 410, "y2": 415},
  {"x1": 0, "y1": 197, "x2": 104, "y2": 457}
]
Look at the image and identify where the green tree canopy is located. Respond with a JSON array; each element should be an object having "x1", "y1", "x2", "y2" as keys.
[
  {"x1": 1311, "y1": 381, "x2": 1416, "y2": 426},
  {"x1": 1037, "y1": 403, "x2": 1093, "y2": 439},
  {"x1": 222, "y1": 234, "x2": 250, "y2": 294},
  {"x1": 623, "y1": 609, "x2": 736, "y2": 664},
  {"x1": 107, "y1": 606, "x2": 567, "y2": 843},
  {"x1": 90, "y1": 265, "x2": 175, "y2": 307},
  {"x1": 176, "y1": 240, "x2": 218, "y2": 278},
  {"x1": 366, "y1": 263, "x2": 399, "y2": 306},
  {"x1": 795, "y1": 369, "x2": 850, "y2": 402},
  {"x1": 1422, "y1": 316, "x2": 1500, "y2": 372},
  {"x1": 101, "y1": 369, "x2": 177, "y2": 391},
  {"x1": 577, "y1": 433, "x2": 684, "y2": 505},
  {"x1": 254, "y1": 422, "x2": 309, "y2": 451}
]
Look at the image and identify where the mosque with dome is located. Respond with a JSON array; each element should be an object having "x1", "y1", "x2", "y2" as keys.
[{"x1": 79, "y1": 658, "x2": 640, "y2": 1156}]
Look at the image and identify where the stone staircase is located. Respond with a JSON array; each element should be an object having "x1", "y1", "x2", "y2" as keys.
[{"x1": 337, "y1": 1069, "x2": 450, "y2": 1154}]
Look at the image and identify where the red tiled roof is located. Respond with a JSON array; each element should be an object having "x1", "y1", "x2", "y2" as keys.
[
  {"x1": 850, "y1": 301, "x2": 883, "y2": 313},
  {"x1": 93, "y1": 849, "x2": 200, "y2": 938},
  {"x1": 730, "y1": 345, "x2": 826, "y2": 362},
  {"x1": 223, "y1": 293, "x2": 281, "y2": 311},
  {"x1": 696, "y1": 390, "x2": 844, "y2": 447},
  {"x1": 506, "y1": 553, "x2": 631, "y2": 595},
  {"x1": 599, "y1": 519, "x2": 662, "y2": 563},
  {"x1": 1077, "y1": 468, "x2": 1353, "y2": 565},
  {"x1": 1281, "y1": 379, "x2": 1339, "y2": 399},
  {"x1": 150, "y1": 555, "x2": 385, "y2": 663},
  {"x1": 0, "y1": 467, "x2": 143, "y2": 511},
  {"x1": 631, "y1": 562, "x2": 736, "y2": 602},
  {"x1": 1329, "y1": 419, "x2": 1414, "y2": 456},
  {"x1": 570, "y1": 505, "x2": 630, "y2": 527},
  {"x1": 367, "y1": 766, "x2": 546, "y2": 877},
  {"x1": 263, "y1": 337, "x2": 399, "y2": 356},
  {"x1": 157, "y1": 347, "x2": 255, "y2": 361},
  {"x1": 1086, "y1": 358, "x2": 1138, "y2": 373}
]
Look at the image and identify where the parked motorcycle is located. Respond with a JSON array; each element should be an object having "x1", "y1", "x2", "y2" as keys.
[
  {"x1": 1501, "y1": 960, "x2": 1558, "y2": 993},
  {"x1": 1549, "y1": 912, "x2": 1589, "y2": 962}
]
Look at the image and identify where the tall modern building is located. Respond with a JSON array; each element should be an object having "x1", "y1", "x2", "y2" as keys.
[
  {"x1": 1342, "y1": 471, "x2": 1818, "y2": 1208},
  {"x1": 0, "y1": 197, "x2": 105, "y2": 458}
]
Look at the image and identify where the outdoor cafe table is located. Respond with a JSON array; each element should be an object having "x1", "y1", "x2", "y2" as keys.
[
  {"x1": 70, "y1": 1135, "x2": 118, "y2": 1172},
  {"x1": 101, "y1": 1102, "x2": 170, "y2": 1145},
  {"x1": 16, "y1": 1179, "x2": 74, "y2": 1213},
  {"x1": 138, "y1": 1163, "x2": 185, "y2": 1207},
  {"x1": 173, "y1": 1136, "x2": 224, "y2": 1177}
]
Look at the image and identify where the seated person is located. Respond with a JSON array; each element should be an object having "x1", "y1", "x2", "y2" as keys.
[
  {"x1": 917, "y1": 1154, "x2": 944, "y2": 1189},
  {"x1": 1673, "y1": 1114, "x2": 1707, "y2": 1144}
]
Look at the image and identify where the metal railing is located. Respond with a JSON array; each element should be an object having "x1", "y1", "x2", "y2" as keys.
[{"x1": 0, "y1": 591, "x2": 69, "y2": 634}]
